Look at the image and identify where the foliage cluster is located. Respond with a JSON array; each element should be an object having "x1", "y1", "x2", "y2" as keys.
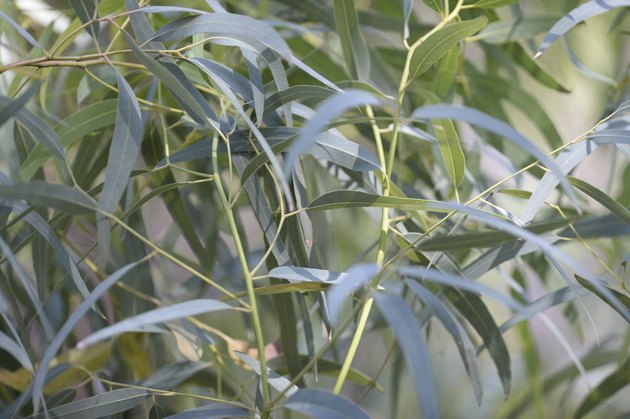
[{"x1": 0, "y1": 0, "x2": 629, "y2": 417}]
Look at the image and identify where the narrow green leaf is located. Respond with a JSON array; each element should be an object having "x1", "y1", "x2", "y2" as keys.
[
  {"x1": 471, "y1": 16, "x2": 559, "y2": 44},
  {"x1": 433, "y1": 45, "x2": 459, "y2": 99},
  {"x1": 268, "y1": 356, "x2": 384, "y2": 391},
  {"x1": 574, "y1": 355, "x2": 630, "y2": 418},
  {"x1": 78, "y1": 300, "x2": 236, "y2": 348},
  {"x1": 0, "y1": 98, "x2": 64, "y2": 160},
  {"x1": 19, "y1": 99, "x2": 117, "y2": 182},
  {"x1": 31, "y1": 389, "x2": 148, "y2": 419},
  {"x1": 306, "y1": 189, "x2": 453, "y2": 212},
  {"x1": 0, "y1": 182, "x2": 96, "y2": 214},
  {"x1": 0, "y1": 11, "x2": 43, "y2": 49},
  {"x1": 31, "y1": 261, "x2": 145, "y2": 413},
  {"x1": 98, "y1": 72, "x2": 142, "y2": 215},
  {"x1": 407, "y1": 218, "x2": 569, "y2": 251},
  {"x1": 468, "y1": 0, "x2": 519, "y2": 8},
  {"x1": 164, "y1": 403, "x2": 250, "y2": 418},
  {"x1": 0, "y1": 82, "x2": 40, "y2": 127},
  {"x1": 282, "y1": 388, "x2": 370, "y2": 419},
  {"x1": 410, "y1": 105, "x2": 578, "y2": 207},
  {"x1": 151, "y1": 13, "x2": 292, "y2": 59},
  {"x1": 69, "y1": 0, "x2": 99, "y2": 38},
  {"x1": 375, "y1": 293, "x2": 439, "y2": 419},
  {"x1": 468, "y1": 74, "x2": 563, "y2": 148},
  {"x1": 405, "y1": 280, "x2": 483, "y2": 405},
  {"x1": 235, "y1": 352, "x2": 298, "y2": 396},
  {"x1": 122, "y1": 31, "x2": 217, "y2": 127},
  {"x1": 333, "y1": 0, "x2": 370, "y2": 81},
  {"x1": 575, "y1": 275, "x2": 630, "y2": 320},
  {"x1": 97, "y1": 71, "x2": 143, "y2": 265},
  {"x1": 504, "y1": 42, "x2": 571, "y2": 92},
  {"x1": 402, "y1": 267, "x2": 514, "y2": 396},
  {"x1": 284, "y1": 90, "x2": 381, "y2": 175},
  {"x1": 0, "y1": 330, "x2": 32, "y2": 371},
  {"x1": 419, "y1": 89, "x2": 466, "y2": 187},
  {"x1": 535, "y1": 0, "x2": 630, "y2": 57},
  {"x1": 568, "y1": 176, "x2": 630, "y2": 225},
  {"x1": 409, "y1": 17, "x2": 487, "y2": 81}
]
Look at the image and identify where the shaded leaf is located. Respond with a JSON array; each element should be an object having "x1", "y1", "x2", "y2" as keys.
[
  {"x1": 375, "y1": 293, "x2": 439, "y2": 419},
  {"x1": 410, "y1": 105, "x2": 578, "y2": 206},
  {"x1": 19, "y1": 99, "x2": 117, "y2": 182},
  {"x1": 574, "y1": 355, "x2": 630, "y2": 418},
  {"x1": 405, "y1": 280, "x2": 483, "y2": 405},
  {"x1": 77, "y1": 300, "x2": 236, "y2": 348},
  {"x1": 333, "y1": 0, "x2": 370, "y2": 81},
  {"x1": 165, "y1": 403, "x2": 249, "y2": 419},
  {"x1": 575, "y1": 275, "x2": 630, "y2": 320},
  {"x1": 0, "y1": 98, "x2": 64, "y2": 160},
  {"x1": 0, "y1": 182, "x2": 96, "y2": 215},
  {"x1": 31, "y1": 388, "x2": 148, "y2": 419},
  {"x1": 31, "y1": 261, "x2": 145, "y2": 413},
  {"x1": 282, "y1": 388, "x2": 370, "y2": 419}
]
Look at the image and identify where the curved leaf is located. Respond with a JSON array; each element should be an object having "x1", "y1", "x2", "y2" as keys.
[
  {"x1": 536, "y1": 0, "x2": 630, "y2": 57},
  {"x1": 77, "y1": 300, "x2": 236, "y2": 348},
  {"x1": 374, "y1": 293, "x2": 439, "y2": 419},
  {"x1": 32, "y1": 388, "x2": 148, "y2": 419},
  {"x1": 282, "y1": 388, "x2": 370, "y2": 419},
  {"x1": 333, "y1": 0, "x2": 370, "y2": 81},
  {"x1": 410, "y1": 104, "x2": 578, "y2": 206}
]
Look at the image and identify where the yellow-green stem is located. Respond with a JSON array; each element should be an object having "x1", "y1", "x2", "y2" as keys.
[
  {"x1": 333, "y1": 105, "x2": 389, "y2": 394},
  {"x1": 211, "y1": 134, "x2": 271, "y2": 416}
]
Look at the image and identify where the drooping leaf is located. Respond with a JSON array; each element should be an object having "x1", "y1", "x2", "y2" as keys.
[
  {"x1": 284, "y1": 90, "x2": 381, "y2": 174},
  {"x1": 574, "y1": 355, "x2": 630, "y2": 418},
  {"x1": 235, "y1": 352, "x2": 298, "y2": 397},
  {"x1": 405, "y1": 280, "x2": 484, "y2": 405},
  {"x1": 31, "y1": 388, "x2": 148, "y2": 419},
  {"x1": 568, "y1": 176, "x2": 630, "y2": 225},
  {"x1": 122, "y1": 31, "x2": 217, "y2": 128},
  {"x1": 0, "y1": 98, "x2": 64, "y2": 160},
  {"x1": 77, "y1": 300, "x2": 236, "y2": 348},
  {"x1": 374, "y1": 293, "x2": 439, "y2": 419},
  {"x1": 31, "y1": 261, "x2": 145, "y2": 413},
  {"x1": 471, "y1": 16, "x2": 559, "y2": 44},
  {"x1": 151, "y1": 13, "x2": 292, "y2": 59},
  {"x1": 0, "y1": 182, "x2": 96, "y2": 215},
  {"x1": 0, "y1": 82, "x2": 40, "y2": 128},
  {"x1": 69, "y1": 0, "x2": 99, "y2": 38},
  {"x1": 575, "y1": 275, "x2": 630, "y2": 320},
  {"x1": 536, "y1": 0, "x2": 630, "y2": 57},
  {"x1": 281, "y1": 388, "x2": 370, "y2": 419},
  {"x1": 410, "y1": 104, "x2": 578, "y2": 206},
  {"x1": 402, "y1": 267, "x2": 515, "y2": 396},
  {"x1": 503, "y1": 42, "x2": 571, "y2": 92},
  {"x1": 333, "y1": 0, "x2": 370, "y2": 81},
  {"x1": 19, "y1": 99, "x2": 117, "y2": 182},
  {"x1": 0, "y1": 11, "x2": 43, "y2": 49}
]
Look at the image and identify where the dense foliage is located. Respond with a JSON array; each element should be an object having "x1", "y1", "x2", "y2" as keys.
[{"x1": 0, "y1": 0, "x2": 629, "y2": 417}]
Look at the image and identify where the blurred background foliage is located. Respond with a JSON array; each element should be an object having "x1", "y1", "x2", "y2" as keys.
[{"x1": 0, "y1": 0, "x2": 629, "y2": 417}]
